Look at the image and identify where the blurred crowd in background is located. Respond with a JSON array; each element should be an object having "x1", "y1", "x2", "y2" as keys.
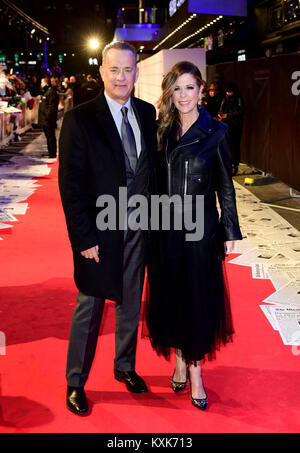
[{"x1": 0, "y1": 65, "x2": 104, "y2": 112}]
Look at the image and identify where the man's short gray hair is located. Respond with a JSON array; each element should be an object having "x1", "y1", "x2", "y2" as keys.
[{"x1": 102, "y1": 41, "x2": 137, "y2": 64}]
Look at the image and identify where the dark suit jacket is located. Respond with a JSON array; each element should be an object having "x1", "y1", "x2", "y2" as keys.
[{"x1": 58, "y1": 91, "x2": 157, "y2": 302}]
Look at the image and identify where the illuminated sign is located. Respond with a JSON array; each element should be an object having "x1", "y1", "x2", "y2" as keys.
[
  {"x1": 204, "y1": 34, "x2": 213, "y2": 50},
  {"x1": 169, "y1": 0, "x2": 186, "y2": 17},
  {"x1": 89, "y1": 58, "x2": 98, "y2": 65},
  {"x1": 237, "y1": 49, "x2": 246, "y2": 61},
  {"x1": 188, "y1": 0, "x2": 247, "y2": 16}
]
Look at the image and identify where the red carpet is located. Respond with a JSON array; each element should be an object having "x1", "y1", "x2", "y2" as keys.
[{"x1": 0, "y1": 160, "x2": 300, "y2": 433}]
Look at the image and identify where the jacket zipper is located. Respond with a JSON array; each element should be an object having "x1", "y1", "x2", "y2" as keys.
[
  {"x1": 175, "y1": 139, "x2": 200, "y2": 150},
  {"x1": 166, "y1": 138, "x2": 199, "y2": 196},
  {"x1": 184, "y1": 160, "x2": 189, "y2": 195},
  {"x1": 165, "y1": 139, "x2": 172, "y2": 196}
]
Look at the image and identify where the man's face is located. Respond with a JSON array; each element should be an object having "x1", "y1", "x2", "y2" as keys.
[
  {"x1": 70, "y1": 76, "x2": 76, "y2": 84},
  {"x1": 41, "y1": 78, "x2": 48, "y2": 88},
  {"x1": 99, "y1": 48, "x2": 138, "y2": 104}
]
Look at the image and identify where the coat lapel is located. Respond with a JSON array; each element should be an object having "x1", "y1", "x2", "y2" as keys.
[
  {"x1": 131, "y1": 97, "x2": 153, "y2": 170},
  {"x1": 94, "y1": 92, "x2": 126, "y2": 178},
  {"x1": 94, "y1": 93, "x2": 153, "y2": 177},
  {"x1": 131, "y1": 97, "x2": 146, "y2": 151},
  {"x1": 178, "y1": 107, "x2": 214, "y2": 145}
]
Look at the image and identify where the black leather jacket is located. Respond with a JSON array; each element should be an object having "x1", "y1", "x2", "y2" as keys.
[{"x1": 156, "y1": 107, "x2": 242, "y2": 241}]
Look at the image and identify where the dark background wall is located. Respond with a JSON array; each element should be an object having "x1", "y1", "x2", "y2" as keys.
[{"x1": 207, "y1": 52, "x2": 300, "y2": 191}]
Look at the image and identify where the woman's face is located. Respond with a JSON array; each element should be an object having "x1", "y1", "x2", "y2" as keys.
[{"x1": 172, "y1": 73, "x2": 200, "y2": 117}]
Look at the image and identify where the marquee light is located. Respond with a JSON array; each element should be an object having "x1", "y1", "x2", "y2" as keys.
[
  {"x1": 153, "y1": 13, "x2": 197, "y2": 50},
  {"x1": 170, "y1": 15, "x2": 223, "y2": 49}
]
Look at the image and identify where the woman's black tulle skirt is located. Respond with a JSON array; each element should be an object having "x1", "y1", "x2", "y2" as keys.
[{"x1": 143, "y1": 224, "x2": 234, "y2": 364}]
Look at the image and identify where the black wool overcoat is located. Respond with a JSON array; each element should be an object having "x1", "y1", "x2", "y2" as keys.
[{"x1": 58, "y1": 92, "x2": 157, "y2": 302}]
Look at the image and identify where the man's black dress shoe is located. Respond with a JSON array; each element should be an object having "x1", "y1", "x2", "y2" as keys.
[
  {"x1": 66, "y1": 386, "x2": 88, "y2": 415},
  {"x1": 114, "y1": 370, "x2": 148, "y2": 394}
]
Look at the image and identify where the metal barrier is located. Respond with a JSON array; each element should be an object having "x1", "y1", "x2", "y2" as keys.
[{"x1": 0, "y1": 95, "x2": 40, "y2": 147}]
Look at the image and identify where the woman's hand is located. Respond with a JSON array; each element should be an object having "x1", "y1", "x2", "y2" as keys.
[
  {"x1": 225, "y1": 241, "x2": 235, "y2": 255},
  {"x1": 80, "y1": 245, "x2": 99, "y2": 263}
]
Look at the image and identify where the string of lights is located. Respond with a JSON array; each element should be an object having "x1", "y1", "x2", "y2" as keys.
[
  {"x1": 0, "y1": 0, "x2": 51, "y2": 39},
  {"x1": 170, "y1": 15, "x2": 223, "y2": 49},
  {"x1": 153, "y1": 13, "x2": 197, "y2": 50}
]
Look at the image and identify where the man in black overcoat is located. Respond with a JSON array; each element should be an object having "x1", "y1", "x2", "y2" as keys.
[
  {"x1": 59, "y1": 41, "x2": 157, "y2": 415},
  {"x1": 38, "y1": 77, "x2": 59, "y2": 158}
]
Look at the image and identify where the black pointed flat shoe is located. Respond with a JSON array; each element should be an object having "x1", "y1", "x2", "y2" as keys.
[{"x1": 66, "y1": 386, "x2": 88, "y2": 415}]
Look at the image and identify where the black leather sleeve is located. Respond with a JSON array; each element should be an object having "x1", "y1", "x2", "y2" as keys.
[
  {"x1": 58, "y1": 110, "x2": 99, "y2": 252},
  {"x1": 215, "y1": 128, "x2": 242, "y2": 241}
]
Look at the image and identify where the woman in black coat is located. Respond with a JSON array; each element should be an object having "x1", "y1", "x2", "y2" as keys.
[{"x1": 145, "y1": 62, "x2": 242, "y2": 410}]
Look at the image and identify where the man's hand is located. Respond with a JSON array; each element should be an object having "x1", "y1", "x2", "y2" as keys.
[
  {"x1": 80, "y1": 245, "x2": 99, "y2": 263},
  {"x1": 225, "y1": 241, "x2": 235, "y2": 255}
]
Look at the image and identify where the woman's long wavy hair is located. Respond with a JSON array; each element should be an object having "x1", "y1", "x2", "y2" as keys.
[{"x1": 157, "y1": 61, "x2": 203, "y2": 149}]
